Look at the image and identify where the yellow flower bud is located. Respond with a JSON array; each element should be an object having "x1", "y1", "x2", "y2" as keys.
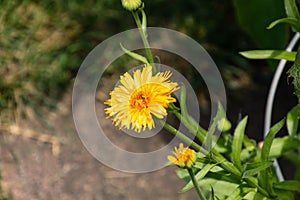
[{"x1": 121, "y1": 0, "x2": 142, "y2": 11}]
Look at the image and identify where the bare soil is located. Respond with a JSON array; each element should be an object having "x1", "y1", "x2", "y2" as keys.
[{"x1": 0, "y1": 82, "x2": 197, "y2": 200}]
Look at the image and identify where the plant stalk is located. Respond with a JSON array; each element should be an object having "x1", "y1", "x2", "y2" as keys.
[
  {"x1": 132, "y1": 10, "x2": 155, "y2": 72},
  {"x1": 187, "y1": 168, "x2": 207, "y2": 200}
]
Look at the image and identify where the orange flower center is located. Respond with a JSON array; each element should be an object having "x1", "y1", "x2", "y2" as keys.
[{"x1": 130, "y1": 91, "x2": 150, "y2": 109}]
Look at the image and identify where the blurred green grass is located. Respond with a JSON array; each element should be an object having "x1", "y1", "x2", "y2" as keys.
[
  {"x1": 0, "y1": 0, "x2": 130, "y2": 123},
  {"x1": 0, "y1": 0, "x2": 284, "y2": 122}
]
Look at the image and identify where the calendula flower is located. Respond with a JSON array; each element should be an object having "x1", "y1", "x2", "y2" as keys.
[
  {"x1": 168, "y1": 143, "x2": 196, "y2": 168},
  {"x1": 105, "y1": 64, "x2": 179, "y2": 133},
  {"x1": 121, "y1": 0, "x2": 142, "y2": 11}
]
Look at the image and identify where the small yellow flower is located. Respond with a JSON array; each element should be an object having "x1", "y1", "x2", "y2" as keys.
[
  {"x1": 105, "y1": 64, "x2": 179, "y2": 133},
  {"x1": 168, "y1": 143, "x2": 196, "y2": 168},
  {"x1": 121, "y1": 0, "x2": 142, "y2": 11}
]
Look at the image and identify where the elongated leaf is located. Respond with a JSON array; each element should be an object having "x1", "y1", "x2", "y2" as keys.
[
  {"x1": 180, "y1": 163, "x2": 217, "y2": 193},
  {"x1": 210, "y1": 186, "x2": 215, "y2": 200},
  {"x1": 269, "y1": 136, "x2": 300, "y2": 158},
  {"x1": 141, "y1": 9, "x2": 147, "y2": 36},
  {"x1": 243, "y1": 191, "x2": 269, "y2": 200},
  {"x1": 232, "y1": 116, "x2": 248, "y2": 170},
  {"x1": 240, "y1": 50, "x2": 296, "y2": 61},
  {"x1": 180, "y1": 84, "x2": 189, "y2": 120},
  {"x1": 226, "y1": 185, "x2": 255, "y2": 200},
  {"x1": 267, "y1": 17, "x2": 300, "y2": 31},
  {"x1": 283, "y1": 151, "x2": 300, "y2": 166},
  {"x1": 182, "y1": 176, "x2": 239, "y2": 197},
  {"x1": 284, "y1": 0, "x2": 300, "y2": 19},
  {"x1": 274, "y1": 189, "x2": 294, "y2": 200},
  {"x1": 120, "y1": 43, "x2": 149, "y2": 64},
  {"x1": 204, "y1": 103, "x2": 225, "y2": 152},
  {"x1": 261, "y1": 119, "x2": 285, "y2": 161},
  {"x1": 286, "y1": 105, "x2": 300, "y2": 137},
  {"x1": 242, "y1": 161, "x2": 273, "y2": 178},
  {"x1": 285, "y1": 0, "x2": 300, "y2": 32},
  {"x1": 259, "y1": 119, "x2": 285, "y2": 196},
  {"x1": 274, "y1": 180, "x2": 300, "y2": 193}
]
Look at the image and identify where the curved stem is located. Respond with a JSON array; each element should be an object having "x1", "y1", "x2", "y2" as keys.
[{"x1": 187, "y1": 168, "x2": 207, "y2": 200}]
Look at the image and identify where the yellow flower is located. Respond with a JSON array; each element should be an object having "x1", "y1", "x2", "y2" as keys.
[
  {"x1": 105, "y1": 64, "x2": 179, "y2": 133},
  {"x1": 168, "y1": 143, "x2": 196, "y2": 168},
  {"x1": 121, "y1": 0, "x2": 142, "y2": 11}
]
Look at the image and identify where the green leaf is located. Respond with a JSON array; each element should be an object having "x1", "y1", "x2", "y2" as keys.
[
  {"x1": 183, "y1": 176, "x2": 239, "y2": 197},
  {"x1": 239, "y1": 50, "x2": 296, "y2": 61},
  {"x1": 210, "y1": 186, "x2": 215, "y2": 200},
  {"x1": 233, "y1": 0, "x2": 288, "y2": 49},
  {"x1": 283, "y1": 151, "x2": 300, "y2": 166},
  {"x1": 267, "y1": 17, "x2": 300, "y2": 31},
  {"x1": 242, "y1": 191, "x2": 269, "y2": 200},
  {"x1": 269, "y1": 136, "x2": 300, "y2": 158},
  {"x1": 286, "y1": 105, "x2": 300, "y2": 137},
  {"x1": 274, "y1": 189, "x2": 294, "y2": 200},
  {"x1": 176, "y1": 168, "x2": 190, "y2": 181},
  {"x1": 274, "y1": 180, "x2": 300, "y2": 193},
  {"x1": 141, "y1": 9, "x2": 147, "y2": 36},
  {"x1": 226, "y1": 185, "x2": 255, "y2": 200},
  {"x1": 180, "y1": 163, "x2": 217, "y2": 193},
  {"x1": 194, "y1": 161, "x2": 223, "y2": 173},
  {"x1": 284, "y1": 0, "x2": 300, "y2": 32},
  {"x1": 258, "y1": 119, "x2": 285, "y2": 196},
  {"x1": 242, "y1": 161, "x2": 273, "y2": 178},
  {"x1": 232, "y1": 116, "x2": 248, "y2": 170},
  {"x1": 261, "y1": 119, "x2": 285, "y2": 161},
  {"x1": 217, "y1": 118, "x2": 231, "y2": 132},
  {"x1": 284, "y1": 0, "x2": 300, "y2": 20},
  {"x1": 120, "y1": 43, "x2": 149, "y2": 64},
  {"x1": 180, "y1": 84, "x2": 189, "y2": 120},
  {"x1": 204, "y1": 103, "x2": 225, "y2": 152},
  {"x1": 288, "y1": 46, "x2": 300, "y2": 104}
]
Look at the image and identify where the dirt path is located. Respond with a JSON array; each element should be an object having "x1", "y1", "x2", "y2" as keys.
[{"x1": 0, "y1": 86, "x2": 197, "y2": 200}]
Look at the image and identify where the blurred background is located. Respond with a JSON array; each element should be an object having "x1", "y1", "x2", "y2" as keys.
[{"x1": 0, "y1": 0, "x2": 298, "y2": 199}]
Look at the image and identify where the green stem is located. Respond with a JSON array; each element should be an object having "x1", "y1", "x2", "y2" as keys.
[
  {"x1": 159, "y1": 120, "x2": 207, "y2": 155},
  {"x1": 170, "y1": 109, "x2": 271, "y2": 198},
  {"x1": 187, "y1": 168, "x2": 207, "y2": 200},
  {"x1": 172, "y1": 109, "x2": 206, "y2": 141},
  {"x1": 132, "y1": 11, "x2": 155, "y2": 72}
]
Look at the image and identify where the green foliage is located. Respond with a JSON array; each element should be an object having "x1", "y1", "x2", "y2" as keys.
[
  {"x1": 120, "y1": 43, "x2": 149, "y2": 64},
  {"x1": 288, "y1": 46, "x2": 300, "y2": 105},
  {"x1": 287, "y1": 105, "x2": 300, "y2": 137},
  {"x1": 258, "y1": 119, "x2": 285, "y2": 197},
  {"x1": 239, "y1": 0, "x2": 300, "y2": 106},
  {"x1": 274, "y1": 180, "x2": 300, "y2": 193},
  {"x1": 269, "y1": 136, "x2": 300, "y2": 158},
  {"x1": 231, "y1": 116, "x2": 247, "y2": 170},
  {"x1": 175, "y1": 105, "x2": 300, "y2": 199},
  {"x1": 239, "y1": 50, "x2": 296, "y2": 62},
  {"x1": 267, "y1": 17, "x2": 300, "y2": 32},
  {"x1": 242, "y1": 161, "x2": 273, "y2": 178},
  {"x1": 204, "y1": 103, "x2": 226, "y2": 152},
  {"x1": 232, "y1": 0, "x2": 288, "y2": 49}
]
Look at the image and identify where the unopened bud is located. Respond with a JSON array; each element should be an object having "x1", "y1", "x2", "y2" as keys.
[{"x1": 121, "y1": 0, "x2": 142, "y2": 11}]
